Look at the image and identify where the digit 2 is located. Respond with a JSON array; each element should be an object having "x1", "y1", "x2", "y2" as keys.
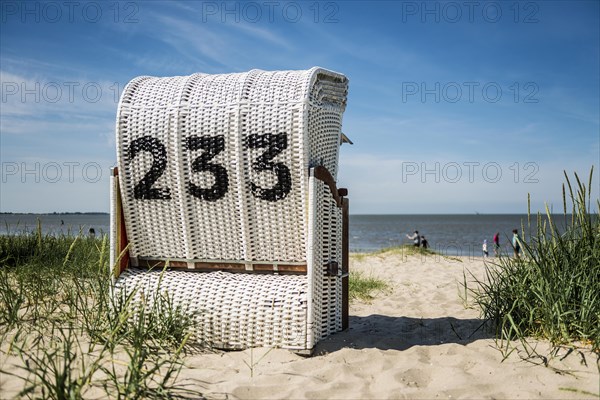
[
  {"x1": 128, "y1": 135, "x2": 171, "y2": 200},
  {"x1": 246, "y1": 133, "x2": 292, "y2": 201},
  {"x1": 185, "y1": 135, "x2": 228, "y2": 201}
]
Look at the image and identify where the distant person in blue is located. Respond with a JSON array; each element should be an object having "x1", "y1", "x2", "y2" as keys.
[
  {"x1": 406, "y1": 230, "x2": 420, "y2": 247},
  {"x1": 482, "y1": 239, "x2": 489, "y2": 257},
  {"x1": 512, "y1": 229, "x2": 521, "y2": 258}
]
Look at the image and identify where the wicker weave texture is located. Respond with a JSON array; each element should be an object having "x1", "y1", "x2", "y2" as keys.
[
  {"x1": 115, "y1": 268, "x2": 309, "y2": 349},
  {"x1": 116, "y1": 68, "x2": 347, "y2": 263},
  {"x1": 306, "y1": 179, "x2": 343, "y2": 344}
]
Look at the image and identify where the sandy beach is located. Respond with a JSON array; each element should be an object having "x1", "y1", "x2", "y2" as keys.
[
  {"x1": 1, "y1": 251, "x2": 598, "y2": 399},
  {"x1": 174, "y1": 251, "x2": 599, "y2": 399}
]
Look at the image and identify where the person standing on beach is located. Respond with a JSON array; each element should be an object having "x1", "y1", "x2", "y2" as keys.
[
  {"x1": 420, "y1": 235, "x2": 429, "y2": 249},
  {"x1": 406, "y1": 230, "x2": 420, "y2": 247},
  {"x1": 493, "y1": 232, "x2": 500, "y2": 256},
  {"x1": 482, "y1": 239, "x2": 489, "y2": 257},
  {"x1": 512, "y1": 229, "x2": 521, "y2": 258}
]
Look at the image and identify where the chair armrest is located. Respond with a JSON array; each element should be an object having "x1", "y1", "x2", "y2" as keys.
[{"x1": 311, "y1": 166, "x2": 347, "y2": 208}]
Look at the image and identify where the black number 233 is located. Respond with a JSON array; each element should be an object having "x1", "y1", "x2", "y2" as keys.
[{"x1": 127, "y1": 134, "x2": 292, "y2": 202}]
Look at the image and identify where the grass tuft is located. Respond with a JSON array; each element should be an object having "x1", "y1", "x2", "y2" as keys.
[
  {"x1": 349, "y1": 270, "x2": 390, "y2": 302},
  {"x1": 374, "y1": 244, "x2": 437, "y2": 257},
  {"x1": 467, "y1": 168, "x2": 600, "y2": 356}
]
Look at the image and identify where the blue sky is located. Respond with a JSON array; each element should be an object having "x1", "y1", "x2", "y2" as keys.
[{"x1": 1, "y1": 0, "x2": 598, "y2": 213}]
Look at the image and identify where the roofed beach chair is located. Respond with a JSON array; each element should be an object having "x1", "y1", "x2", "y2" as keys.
[{"x1": 109, "y1": 68, "x2": 350, "y2": 352}]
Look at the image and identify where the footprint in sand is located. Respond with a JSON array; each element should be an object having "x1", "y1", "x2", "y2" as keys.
[{"x1": 394, "y1": 367, "x2": 432, "y2": 388}]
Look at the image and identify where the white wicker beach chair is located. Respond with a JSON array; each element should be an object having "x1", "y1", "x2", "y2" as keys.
[{"x1": 109, "y1": 68, "x2": 349, "y2": 352}]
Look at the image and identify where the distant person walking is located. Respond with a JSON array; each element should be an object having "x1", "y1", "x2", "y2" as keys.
[
  {"x1": 482, "y1": 239, "x2": 489, "y2": 257},
  {"x1": 493, "y1": 232, "x2": 500, "y2": 256},
  {"x1": 512, "y1": 229, "x2": 521, "y2": 258},
  {"x1": 420, "y1": 235, "x2": 429, "y2": 249},
  {"x1": 406, "y1": 230, "x2": 420, "y2": 247}
]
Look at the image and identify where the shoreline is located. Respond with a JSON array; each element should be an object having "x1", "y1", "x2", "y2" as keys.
[{"x1": 350, "y1": 246, "x2": 505, "y2": 260}]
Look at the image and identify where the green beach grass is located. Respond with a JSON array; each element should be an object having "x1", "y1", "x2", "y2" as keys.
[
  {"x1": 374, "y1": 244, "x2": 437, "y2": 257},
  {"x1": 0, "y1": 227, "x2": 202, "y2": 399},
  {"x1": 350, "y1": 244, "x2": 438, "y2": 262},
  {"x1": 468, "y1": 169, "x2": 600, "y2": 356},
  {"x1": 348, "y1": 270, "x2": 390, "y2": 302}
]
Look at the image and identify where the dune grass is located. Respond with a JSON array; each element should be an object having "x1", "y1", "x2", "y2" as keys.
[
  {"x1": 0, "y1": 227, "x2": 202, "y2": 399},
  {"x1": 468, "y1": 169, "x2": 600, "y2": 357},
  {"x1": 349, "y1": 270, "x2": 390, "y2": 302},
  {"x1": 351, "y1": 244, "x2": 437, "y2": 262},
  {"x1": 374, "y1": 244, "x2": 437, "y2": 257}
]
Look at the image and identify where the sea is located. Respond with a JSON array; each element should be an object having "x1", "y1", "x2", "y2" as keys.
[{"x1": 0, "y1": 213, "x2": 565, "y2": 257}]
